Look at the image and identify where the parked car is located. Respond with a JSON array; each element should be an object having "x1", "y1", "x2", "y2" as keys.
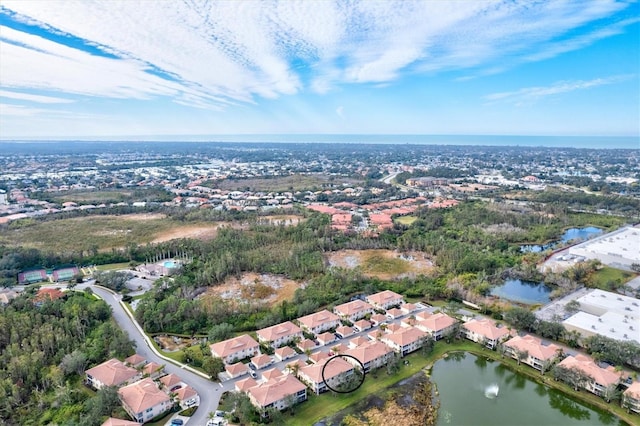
[
  {"x1": 170, "y1": 419, "x2": 184, "y2": 426},
  {"x1": 249, "y1": 370, "x2": 257, "y2": 379}
]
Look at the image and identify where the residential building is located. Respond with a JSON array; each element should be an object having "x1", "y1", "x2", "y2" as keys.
[
  {"x1": 124, "y1": 354, "x2": 146, "y2": 368},
  {"x1": 297, "y1": 310, "x2": 340, "y2": 335},
  {"x1": 370, "y1": 313, "x2": 387, "y2": 326},
  {"x1": 381, "y1": 327, "x2": 427, "y2": 357},
  {"x1": 256, "y1": 321, "x2": 303, "y2": 348},
  {"x1": 101, "y1": 418, "x2": 139, "y2": 426},
  {"x1": 210, "y1": 334, "x2": 260, "y2": 364},
  {"x1": 334, "y1": 300, "x2": 374, "y2": 322},
  {"x1": 225, "y1": 362, "x2": 249, "y2": 379},
  {"x1": 297, "y1": 339, "x2": 316, "y2": 353},
  {"x1": 274, "y1": 346, "x2": 297, "y2": 362},
  {"x1": 246, "y1": 374, "x2": 307, "y2": 411},
  {"x1": 297, "y1": 357, "x2": 355, "y2": 394},
  {"x1": 385, "y1": 308, "x2": 404, "y2": 320},
  {"x1": 174, "y1": 385, "x2": 198, "y2": 408},
  {"x1": 158, "y1": 373, "x2": 181, "y2": 391},
  {"x1": 366, "y1": 290, "x2": 404, "y2": 310},
  {"x1": 348, "y1": 336, "x2": 370, "y2": 349},
  {"x1": 141, "y1": 362, "x2": 164, "y2": 379},
  {"x1": 415, "y1": 312, "x2": 457, "y2": 340},
  {"x1": 317, "y1": 332, "x2": 337, "y2": 346},
  {"x1": 503, "y1": 335, "x2": 561, "y2": 371},
  {"x1": 557, "y1": 354, "x2": 622, "y2": 397},
  {"x1": 335, "y1": 325, "x2": 355, "y2": 339},
  {"x1": 462, "y1": 318, "x2": 512, "y2": 349},
  {"x1": 85, "y1": 358, "x2": 140, "y2": 390},
  {"x1": 622, "y1": 381, "x2": 640, "y2": 414},
  {"x1": 345, "y1": 340, "x2": 395, "y2": 373},
  {"x1": 236, "y1": 377, "x2": 258, "y2": 392},
  {"x1": 118, "y1": 378, "x2": 172, "y2": 424},
  {"x1": 353, "y1": 319, "x2": 372, "y2": 332},
  {"x1": 34, "y1": 288, "x2": 65, "y2": 306},
  {"x1": 251, "y1": 353, "x2": 274, "y2": 370}
]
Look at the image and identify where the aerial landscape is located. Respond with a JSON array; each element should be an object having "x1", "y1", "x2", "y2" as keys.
[{"x1": 0, "y1": 1, "x2": 639, "y2": 426}]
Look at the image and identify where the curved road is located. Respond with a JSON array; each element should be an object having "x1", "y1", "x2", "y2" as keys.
[{"x1": 80, "y1": 284, "x2": 222, "y2": 426}]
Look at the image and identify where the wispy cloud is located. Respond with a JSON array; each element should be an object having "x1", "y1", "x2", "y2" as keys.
[
  {"x1": 484, "y1": 75, "x2": 633, "y2": 105},
  {"x1": 0, "y1": 0, "x2": 636, "y2": 111},
  {"x1": 0, "y1": 89, "x2": 73, "y2": 104}
]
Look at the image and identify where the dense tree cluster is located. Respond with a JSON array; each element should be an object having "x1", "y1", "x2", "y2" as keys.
[{"x1": 0, "y1": 291, "x2": 135, "y2": 425}]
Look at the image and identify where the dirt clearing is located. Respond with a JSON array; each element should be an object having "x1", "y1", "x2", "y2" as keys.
[
  {"x1": 327, "y1": 249, "x2": 434, "y2": 280},
  {"x1": 200, "y1": 272, "x2": 305, "y2": 306}
]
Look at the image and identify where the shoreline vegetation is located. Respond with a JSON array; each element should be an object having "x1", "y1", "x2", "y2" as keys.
[{"x1": 295, "y1": 340, "x2": 636, "y2": 426}]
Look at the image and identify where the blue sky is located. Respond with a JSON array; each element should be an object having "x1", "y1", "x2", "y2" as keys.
[{"x1": 0, "y1": 0, "x2": 638, "y2": 139}]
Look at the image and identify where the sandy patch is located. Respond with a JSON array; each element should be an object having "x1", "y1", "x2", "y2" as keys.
[
  {"x1": 117, "y1": 213, "x2": 167, "y2": 221},
  {"x1": 152, "y1": 225, "x2": 222, "y2": 243},
  {"x1": 257, "y1": 215, "x2": 304, "y2": 226},
  {"x1": 201, "y1": 272, "x2": 304, "y2": 306},
  {"x1": 327, "y1": 249, "x2": 434, "y2": 280}
]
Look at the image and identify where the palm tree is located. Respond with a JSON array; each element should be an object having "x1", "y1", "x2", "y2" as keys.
[{"x1": 517, "y1": 349, "x2": 529, "y2": 366}]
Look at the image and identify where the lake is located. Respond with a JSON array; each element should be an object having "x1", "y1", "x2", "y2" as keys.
[
  {"x1": 431, "y1": 352, "x2": 624, "y2": 426},
  {"x1": 490, "y1": 279, "x2": 552, "y2": 304},
  {"x1": 521, "y1": 226, "x2": 603, "y2": 253}
]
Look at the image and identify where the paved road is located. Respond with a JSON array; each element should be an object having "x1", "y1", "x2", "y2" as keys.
[{"x1": 75, "y1": 283, "x2": 220, "y2": 426}]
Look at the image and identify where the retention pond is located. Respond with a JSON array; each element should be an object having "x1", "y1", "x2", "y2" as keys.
[{"x1": 431, "y1": 352, "x2": 624, "y2": 426}]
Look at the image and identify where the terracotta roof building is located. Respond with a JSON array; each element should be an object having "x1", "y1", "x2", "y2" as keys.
[
  {"x1": 623, "y1": 380, "x2": 640, "y2": 414},
  {"x1": 415, "y1": 312, "x2": 457, "y2": 340},
  {"x1": 101, "y1": 418, "x2": 139, "y2": 426},
  {"x1": 256, "y1": 321, "x2": 303, "y2": 348},
  {"x1": 85, "y1": 358, "x2": 140, "y2": 390},
  {"x1": 297, "y1": 309, "x2": 340, "y2": 335},
  {"x1": 210, "y1": 334, "x2": 260, "y2": 364},
  {"x1": 381, "y1": 327, "x2": 427, "y2": 357},
  {"x1": 334, "y1": 300, "x2": 374, "y2": 322},
  {"x1": 247, "y1": 374, "x2": 307, "y2": 411},
  {"x1": 366, "y1": 290, "x2": 404, "y2": 310},
  {"x1": 297, "y1": 357, "x2": 355, "y2": 394},
  {"x1": 118, "y1": 378, "x2": 171, "y2": 424},
  {"x1": 344, "y1": 340, "x2": 395, "y2": 373},
  {"x1": 462, "y1": 318, "x2": 512, "y2": 349},
  {"x1": 503, "y1": 335, "x2": 561, "y2": 370},
  {"x1": 557, "y1": 354, "x2": 623, "y2": 397}
]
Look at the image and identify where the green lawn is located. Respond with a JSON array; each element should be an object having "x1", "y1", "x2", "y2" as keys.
[
  {"x1": 394, "y1": 215, "x2": 418, "y2": 226},
  {"x1": 96, "y1": 262, "x2": 131, "y2": 271},
  {"x1": 588, "y1": 266, "x2": 636, "y2": 290}
]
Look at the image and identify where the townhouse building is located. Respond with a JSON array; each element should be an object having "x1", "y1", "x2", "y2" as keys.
[
  {"x1": 210, "y1": 334, "x2": 260, "y2": 364},
  {"x1": 297, "y1": 310, "x2": 340, "y2": 335},
  {"x1": 85, "y1": 358, "x2": 140, "y2": 390},
  {"x1": 503, "y1": 334, "x2": 561, "y2": 371},
  {"x1": 118, "y1": 378, "x2": 172, "y2": 424},
  {"x1": 256, "y1": 321, "x2": 303, "y2": 349},
  {"x1": 334, "y1": 300, "x2": 374, "y2": 322}
]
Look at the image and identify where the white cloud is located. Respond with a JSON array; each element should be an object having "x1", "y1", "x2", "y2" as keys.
[
  {"x1": 336, "y1": 105, "x2": 344, "y2": 119},
  {"x1": 0, "y1": 89, "x2": 74, "y2": 104},
  {"x1": 0, "y1": 0, "x2": 636, "y2": 110},
  {"x1": 484, "y1": 75, "x2": 633, "y2": 105}
]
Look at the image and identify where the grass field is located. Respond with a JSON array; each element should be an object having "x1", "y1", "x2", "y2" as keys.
[
  {"x1": 588, "y1": 266, "x2": 636, "y2": 290},
  {"x1": 1, "y1": 214, "x2": 219, "y2": 253},
  {"x1": 210, "y1": 174, "x2": 363, "y2": 192},
  {"x1": 362, "y1": 252, "x2": 410, "y2": 275},
  {"x1": 394, "y1": 215, "x2": 418, "y2": 225},
  {"x1": 51, "y1": 189, "x2": 136, "y2": 203}
]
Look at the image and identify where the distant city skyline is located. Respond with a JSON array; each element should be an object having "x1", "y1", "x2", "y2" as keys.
[{"x1": 0, "y1": 1, "x2": 639, "y2": 139}]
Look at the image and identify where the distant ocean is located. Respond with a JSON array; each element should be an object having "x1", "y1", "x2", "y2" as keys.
[
  {"x1": 194, "y1": 134, "x2": 640, "y2": 149},
  {"x1": 3, "y1": 134, "x2": 639, "y2": 149}
]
